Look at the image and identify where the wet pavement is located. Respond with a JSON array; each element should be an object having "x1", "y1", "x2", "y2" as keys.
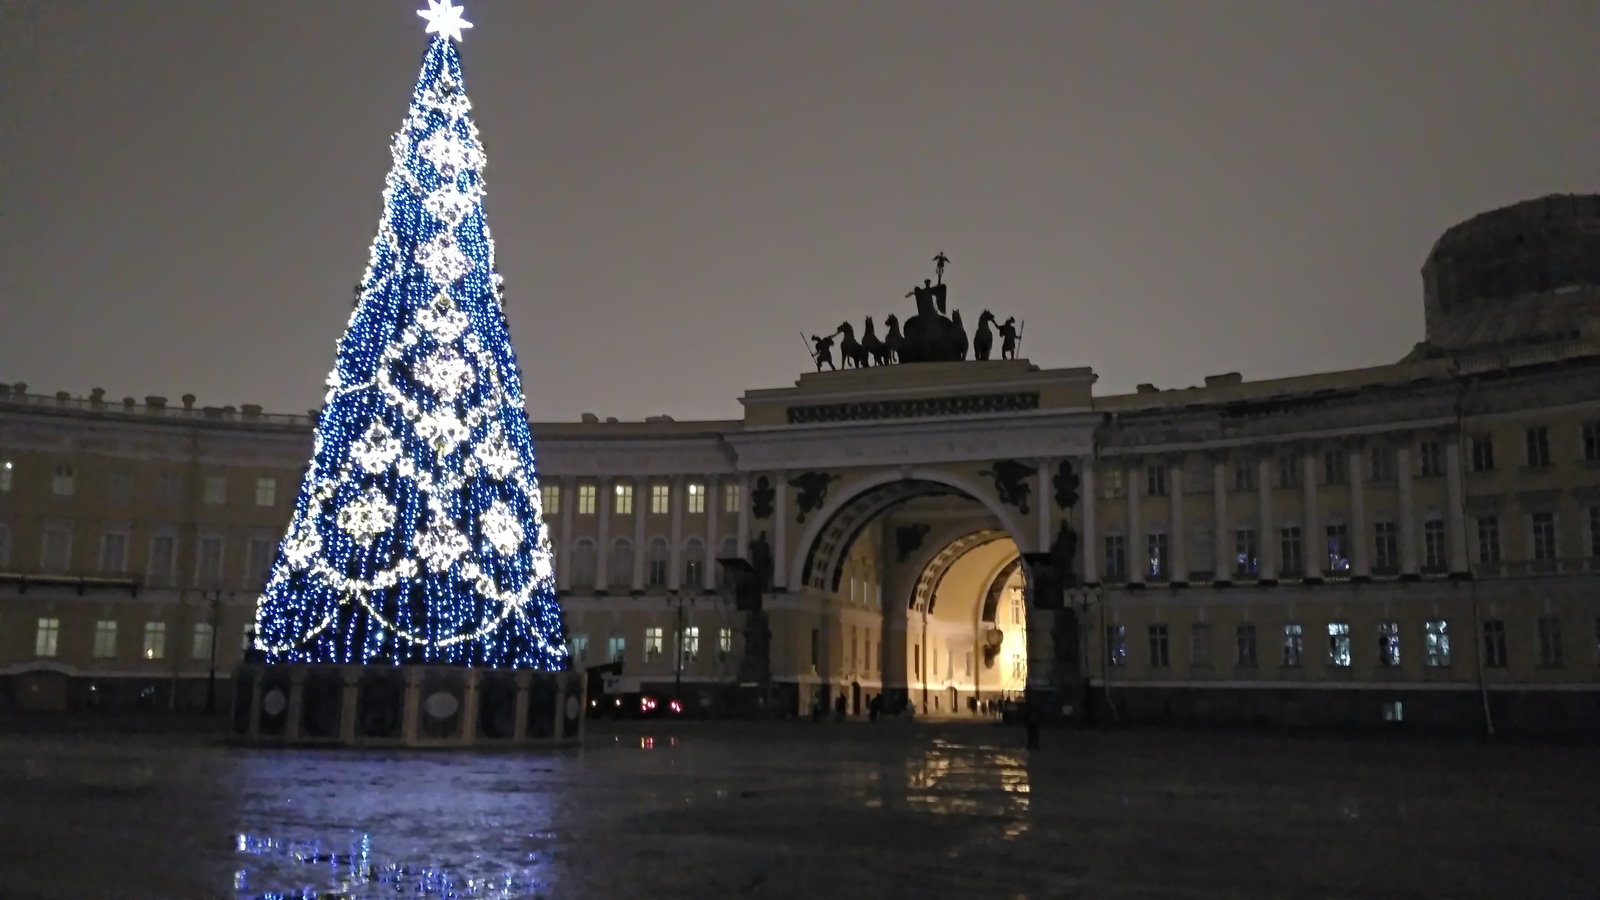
[{"x1": 0, "y1": 720, "x2": 1595, "y2": 899}]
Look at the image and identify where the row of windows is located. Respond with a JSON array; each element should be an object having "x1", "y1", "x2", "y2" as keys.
[
  {"x1": 567, "y1": 626, "x2": 735, "y2": 666},
  {"x1": 0, "y1": 461, "x2": 282, "y2": 508},
  {"x1": 540, "y1": 481, "x2": 741, "y2": 518},
  {"x1": 0, "y1": 524, "x2": 277, "y2": 587},
  {"x1": 1100, "y1": 507, "x2": 1600, "y2": 579},
  {"x1": 1108, "y1": 424, "x2": 1600, "y2": 500},
  {"x1": 30, "y1": 617, "x2": 247, "y2": 661},
  {"x1": 1106, "y1": 617, "x2": 1595, "y2": 670}
]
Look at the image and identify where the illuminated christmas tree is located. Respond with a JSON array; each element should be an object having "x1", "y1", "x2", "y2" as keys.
[{"x1": 253, "y1": 1, "x2": 567, "y2": 669}]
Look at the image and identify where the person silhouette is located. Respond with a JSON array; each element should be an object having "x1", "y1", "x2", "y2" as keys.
[{"x1": 811, "y1": 333, "x2": 837, "y2": 372}]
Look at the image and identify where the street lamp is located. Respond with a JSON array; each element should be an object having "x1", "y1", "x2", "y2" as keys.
[
  {"x1": 1065, "y1": 583, "x2": 1110, "y2": 722},
  {"x1": 668, "y1": 589, "x2": 695, "y2": 700},
  {"x1": 204, "y1": 588, "x2": 231, "y2": 715}
]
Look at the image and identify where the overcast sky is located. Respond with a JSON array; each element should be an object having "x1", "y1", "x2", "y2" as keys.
[{"x1": 2, "y1": 1, "x2": 1598, "y2": 422}]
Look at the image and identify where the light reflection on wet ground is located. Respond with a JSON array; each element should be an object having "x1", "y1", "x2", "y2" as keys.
[{"x1": 0, "y1": 722, "x2": 1596, "y2": 899}]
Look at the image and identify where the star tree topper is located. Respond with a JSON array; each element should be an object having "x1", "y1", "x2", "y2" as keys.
[{"x1": 418, "y1": 0, "x2": 473, "y2": 42}]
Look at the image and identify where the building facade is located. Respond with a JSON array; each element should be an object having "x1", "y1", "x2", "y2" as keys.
[{"x1": 2, "y1": 195, "x2": 1599, "y2": 733}]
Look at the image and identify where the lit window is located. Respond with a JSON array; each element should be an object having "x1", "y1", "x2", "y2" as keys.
[
  {"x1": 681, "y1": 626, "x2": 699, "y2": 664},
  {"x1": 52, "y1": 464, "x2": 75, "y2": 497},
  {"x1": 93, "y1": 620, "x2": 118, "y2": 659},
  {"x1": 1378, "y1": 621, "x2": 1401, "y2": 667},
  {"x1": 650, "y1": 483, "x2": 670, "y2": 515},
  {"x1": 686, "y1": 482, "x2": 705, "y2": 514},
  {"x1": 35, "y1": 618, "x2": 60, "y2": 657},
  {"x1": 203, "y1": 475, "x2": 227, "y2": 506},
  {"x1": 540, "y1": 483, "x2": 561, "y2": 516},
  {"x1": 191, "y1": 623, "x2": 215, "y2": 660},
  {"x1": 718, "y1": 626, "x2": 732, "y2": 656},
  {"x1": 644, "y1": 627, "x2": 663, "y2": 662},
  {"x1": 1234, "y1": 529, "x2": 1258, "y2": 575},
  {"x1": 723, "y1": 482, "x2": 741, "y2": 513},
  {"x1": 1425, "y1": 620, "x2": 1450, "y2": 667},
  {"x1": 577, "y1": 483, "x2": 596, "y2": 515},
  {"x1": 143, "y1": 621, "x2": 167, "y2": 660},
  {"x1": 1328, "y1": 622, "x2": 1351, "y2": 667},
  {"x1": 0, "y1": 459, "x2": 12, "y2": 493},
  {"x1": 606, "y1": 635, "x2": 625, "y2": 663},
  {"x1": 614, "y1": 482, "x2": 633, "y2": 515},
  {"x1": 1282, "y1": 623, "x2": 1304, "y2": 667},
  {"x1": 1010, "y1": 592, "x2": 1023, "y2": 626},
  {"x1": 1325, "y1": 523, "x2": 1349, "y2": 572},
  {"x1": 569, "y1": 633, "x2": 588, "y2": 663},
  {"x1": 254, "y1": 477, "x2": 277, "y2": 507},
  {"x1": 1146, "y1": 532, "x2": 1168, "y2": 579},
  {"x1": 1381, "y1": 701, "x2": 1403, "y2": 722}
]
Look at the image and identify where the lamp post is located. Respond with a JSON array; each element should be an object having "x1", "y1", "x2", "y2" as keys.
[
  {"x1": 1066, "y1": 583, "x2": 1110, "y2": 722},
  {"x1": 204, "y1": 589, "x2": 226, "y2": 715},
  {"x1": 668, "y1": 589, "x2": 694, "y2": 700}
]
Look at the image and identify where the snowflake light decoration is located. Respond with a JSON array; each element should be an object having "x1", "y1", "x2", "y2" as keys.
[
  {"x1": 336, "y1": 489, "x2": 397, "y2": 545},
  {"x1": 414, "y1": 347, "x2": 475, "y2": 401},
  {"x1": 480, "y1": 501, "x2": 524, "y2": 555}
]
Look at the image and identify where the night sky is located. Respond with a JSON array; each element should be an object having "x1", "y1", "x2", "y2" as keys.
[{"x1": 2, "y1": 1, "x2": 1597, "y2": 423}]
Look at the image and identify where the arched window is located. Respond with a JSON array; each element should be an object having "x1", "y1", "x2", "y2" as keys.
[
  {"x1": 610, "y1": 538, "x2": 633, "y2": 588},
  {"x1": 683, "y1": 538, "x2": 705, "y2": 588},
  {"x1": 572, "y1": 539, "x2": 596, "y2": 589},
  {"x1": 647, "y1": 538, "x2": 670, "y2": 587}
]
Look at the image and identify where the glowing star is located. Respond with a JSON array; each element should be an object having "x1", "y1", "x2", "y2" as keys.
[
  {"x1": 336, "y1": 489, "x2": 397, "y2": 545},
  {"x1": 417, "y1": 520, "x2": 470, "y2": 572},
  {"x1": 351, "y1": 421, "x2": 403, "y2": 473},
  {"x1": 417, "y1": 0, "x2": 473, "y2": 42},
  {"x1": 480, "y1": 500, "x2": 524, "y2": 555}
]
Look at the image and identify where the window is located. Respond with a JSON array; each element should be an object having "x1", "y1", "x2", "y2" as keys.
[
  {"x1": 1530, "y1": 513, "x2": 1557, "y2": 561},
  {"x1": 52, "y1": 464, "x2": 75, "y2": 497},
  {"x1": 572, "y1": 539, "x2": 596, "y2": 588},
  {"x1": 1146, "y1": 532, "x2": 1167, "y2": 579},
  {"x1": 108, "y1": 467, "x2": 132, "y2": 504},
  {"x1": 1011, "y1": 654, "x2": 1025, "y2": 680},
  {"x1": 723, "y1": 482, "x2": 741, "y2": 514},
  {"x1": 254, "y1": 477, "x2": 277, "y2": 507},
  {"x1": 646, "y1": 538, "x2": 669, "y2": 586},
  {"x1": 609, "y1": 539, "x2": 633, "y2": 587},
  {"x1": 577, "y1": 483, "x2": 596, "y2": 515},
  {"x1": 1105, "y1": 624, "x2": 1126, "y2": 666},
  {"x1": 1147, "y1": 624, "x2": 1169, "y2": 668},
  {"x1": 40, "y1": 525, "x2": 72, "y2": 572},
  {"x1": 155, "y1": 470, "x2": 181, "y2": 505},
  {"x1": 0, "y1": 459, "x2": 11, "y2": 493},
  {"x1": 93, "y1": 620, "x2": 118, "y2": 659},
  {"x1": 1323, "y1": 450, "x2": 1345, "y2": 486},
  {"x1": 1276, "y1": 453, "x2": 1301, "y2": 489},
  {"x1": 247, "y1": 538, "x2": 275, "y2": 588},
  {"x1": 1425, "y1": 620, "x2": 1450, "y2": 667},
  {"x1": 203, "y1": 475, "x2": 227, "y2": 506},
  {"x1": 1280, "y1": 527, "x2": 1303, "y2": 576},
  {"x1": 1102, "y1": 467, "x2": 1124, "y2": 499},
  {"x1": 1482, "y1": 620, "x2": 1507, "y2": 669},
  {"x1": 1584, "y1": 422, "x2": 1600, "y2": 462},
  {"x1": 683, "y1": 538, "x2": 705, "y2": 587},
  {"x1": 1103, "y1": 535, "x2": 1126, "y2": 580},
  {"x1": 149, "y1": 534, "x2": 176, "y2": 586},
  {"x1": 1328, "y1": 622, "x2": 1351, "y2": 667},
  {"x1": 1190, "y1": 623, "x2": 1212, "y2": 667},
  {"x1": 1378, "y1": 621, "x2": 1401, "y2": 667},
  {"x1": 1010, "y1": 592, "x2": 1023, "y2": 626},
  {"x1": 1423, "y1": 520, "x2": 1447, "y2": 569},
  {"x1": 191, "y1": 622, "x2": 215, "y2": 660},
  {"x1": 540, "y1": 483, "x2": 561, "y2": 516},
  {"x1": 1382, "y1": 701, "x2": 1404, "y2": 723},
  {"x1": 1470, "y1": 435, "x2": 1495, "y2": 473},
  {"x1": 1233, "y1": 458, "x2": 1257, "y2": 492},
  {"x1": 644, "y1": 627, "x2": 663, "y2": 662},
  {"x1": 680, "y1": 626, "x2": 699, "y2": 664},
  {"x1": 913, "y1": 644, "x2": 921, "y2": 679},
  {"x1": 686, "y1": 483, "x2": 705, "y2": 514},
  {"x1": 1374, "y1": 521, "x2": 1399, "y2": 571},
  {"x1": 143, "y1": 621, "x2": 167, "y2": 660},
  {"x1": 965, "y1": 650, "x2": 974, "y2": 677},
  {"x1": 607, "y1": 635, "x2": 625, "y2": 663},
  {"x1": 1282, "y1": 623, "x2": 1304, "y2": 667},
  {"x1": 1525, "y1": 426, "x2": 1550, "y2": 468},
  {"x1": 1234, "y1": 529, "x2": 1258, "y2": 575},
  {"x1": 1418, "y1": 441, "x2": 1444, "y2": 477},
  {"x1": 1370, "y1": 446, "x2": 1394, "y2": 482},
  {"x1": 1476, "y1": 516, "x2": 1501, "y2": 564},
  {"x1": 1537, "y1": 615, "x2": 1563, "y2": 668},
  {"x1": 1325, "y1": 523, "x2": 1349, "y2": 572},
  {"x1": 568, "y1": 633, "x2": 588, "y2": 664},
  {"x1": 1145, "y1": 464, "x2": 1167, "y2": 497},
  {"x1": 197, "y1": 536, "x2": 224, "y2": 587},
  {"x1": 99, "y1": 532, "x2": 128, "y2": 572},
  {"x1": 35, "y1": 618, "x2": 60, "y2": 657},
  {"x1": 650, "y1": 483, "x2": 670, "y2": 515},
  {"x1": 613, "y1": 482, "x2": 633, "y2": 515},
  {"x1": 718, "y1": 627, "x2": 733, "y2": 658},
  {"x1": 1236, "y1": 624, "x2": 1258, "y2": 668}
]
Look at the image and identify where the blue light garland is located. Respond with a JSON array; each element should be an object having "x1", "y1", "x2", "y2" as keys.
[{"x1": 253, "y1": 31, "x2": 567, "y2": 670}]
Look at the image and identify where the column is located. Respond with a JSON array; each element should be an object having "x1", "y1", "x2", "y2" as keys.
[
  {"x1": 596, "y1": 476, "x2": 612, "y2": 592},
  {"x1": 1396, "y1": 444, "x2": 1419, "y2": 575},
  {"x1": 401, "y1": 669, "x2": 422, "y2": 745},
  {"x1": 736, "y1": 474, "x2": 752, "y2": 558},
  {"x1": 668, "y1": 475, "x2": 685, "y2": 591},
  {"x1": 631, "y1": 476, "x2": 647, "y2": 592},
  {"x1": 772, "y1": 470, "x2": 788, "y2": 590},
  {"x1": 1036, "y1": 458, "x2": 1053, "y2": 553},
  {"x1": 1124, "y1": 461, "x2": 1143, "y2": 586},
  {"x1": 460, "y1": 670, "x2": 480, "y2": 746},
  {"x1": 1212, "y1": 457, "x2": 1230, "y2": 584},
  {"x1": 1444, "y1": 436, "x2": 1469, "y2": 574},
  {"x1": 338, "y1": 668, "x2": 359, "y2": 746},
  {"x1": 1168, "y1": 458, "x2": 1187, "y2": 584},
  {"x1": 512, "y1": 672, "x2": 531, "y2": 743},
  {"x1": 1079, "y1": 456, "x2": 1097, "y2": 584},
  {"x1": 1347, "y1": 445, "x2": 1370, "y2": 579},
  {"x1": 1302, "y1": 449, "x2": 1320, "y2": 577},
  {"x1": 703, "y1": 475, "x2": 720, "y2": 592},
  {"x1": 1257, "y1": 455, "x2": 1277, "y2": 581},
  {"x1": 557, "y1": 475, "x2": 575, "y2": 592}
]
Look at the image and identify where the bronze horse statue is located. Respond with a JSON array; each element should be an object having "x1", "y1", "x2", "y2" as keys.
[
  {"x1": 860, "y1": 317, "x2": 890, "y2": 367},
  {"x1": 883, "y1": 315, "x2": 904, "y2": 364},
  {"x1": 973, "y1": 310, "x2": 996, "y2": 361},
  {"x1": 836, "y1": 322, "x2": 870, "y2": 369}
]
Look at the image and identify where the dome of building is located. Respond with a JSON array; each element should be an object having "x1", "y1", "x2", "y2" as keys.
[{"x1": 1416, "y1": 193, "x2": 1600, "y2": 356}]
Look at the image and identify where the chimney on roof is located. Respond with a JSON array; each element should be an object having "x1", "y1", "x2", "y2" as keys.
[
  {"x1": 605, "y1": 417, "x2": 619, "y2": 424},
  {"x1": 1135, "y1": 383, "x2": 1159, "y2": 394},
  {"x1": 182, "y1": 394, "x2": 196, "y2": 410},
  {"x1": 644, "y1": 414, "x2": 675, "y2": 423},
  {"x1": 1204, "y1": 372, "x2": 1243, "y2": 387},
  {"x1": 580, "y1": 412, "x2": 599, "y2": 424}
]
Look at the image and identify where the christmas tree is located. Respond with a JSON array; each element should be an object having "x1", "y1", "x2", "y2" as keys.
[{"x1": 253, "y1": 1, "x2": 567, "y2": 669}]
